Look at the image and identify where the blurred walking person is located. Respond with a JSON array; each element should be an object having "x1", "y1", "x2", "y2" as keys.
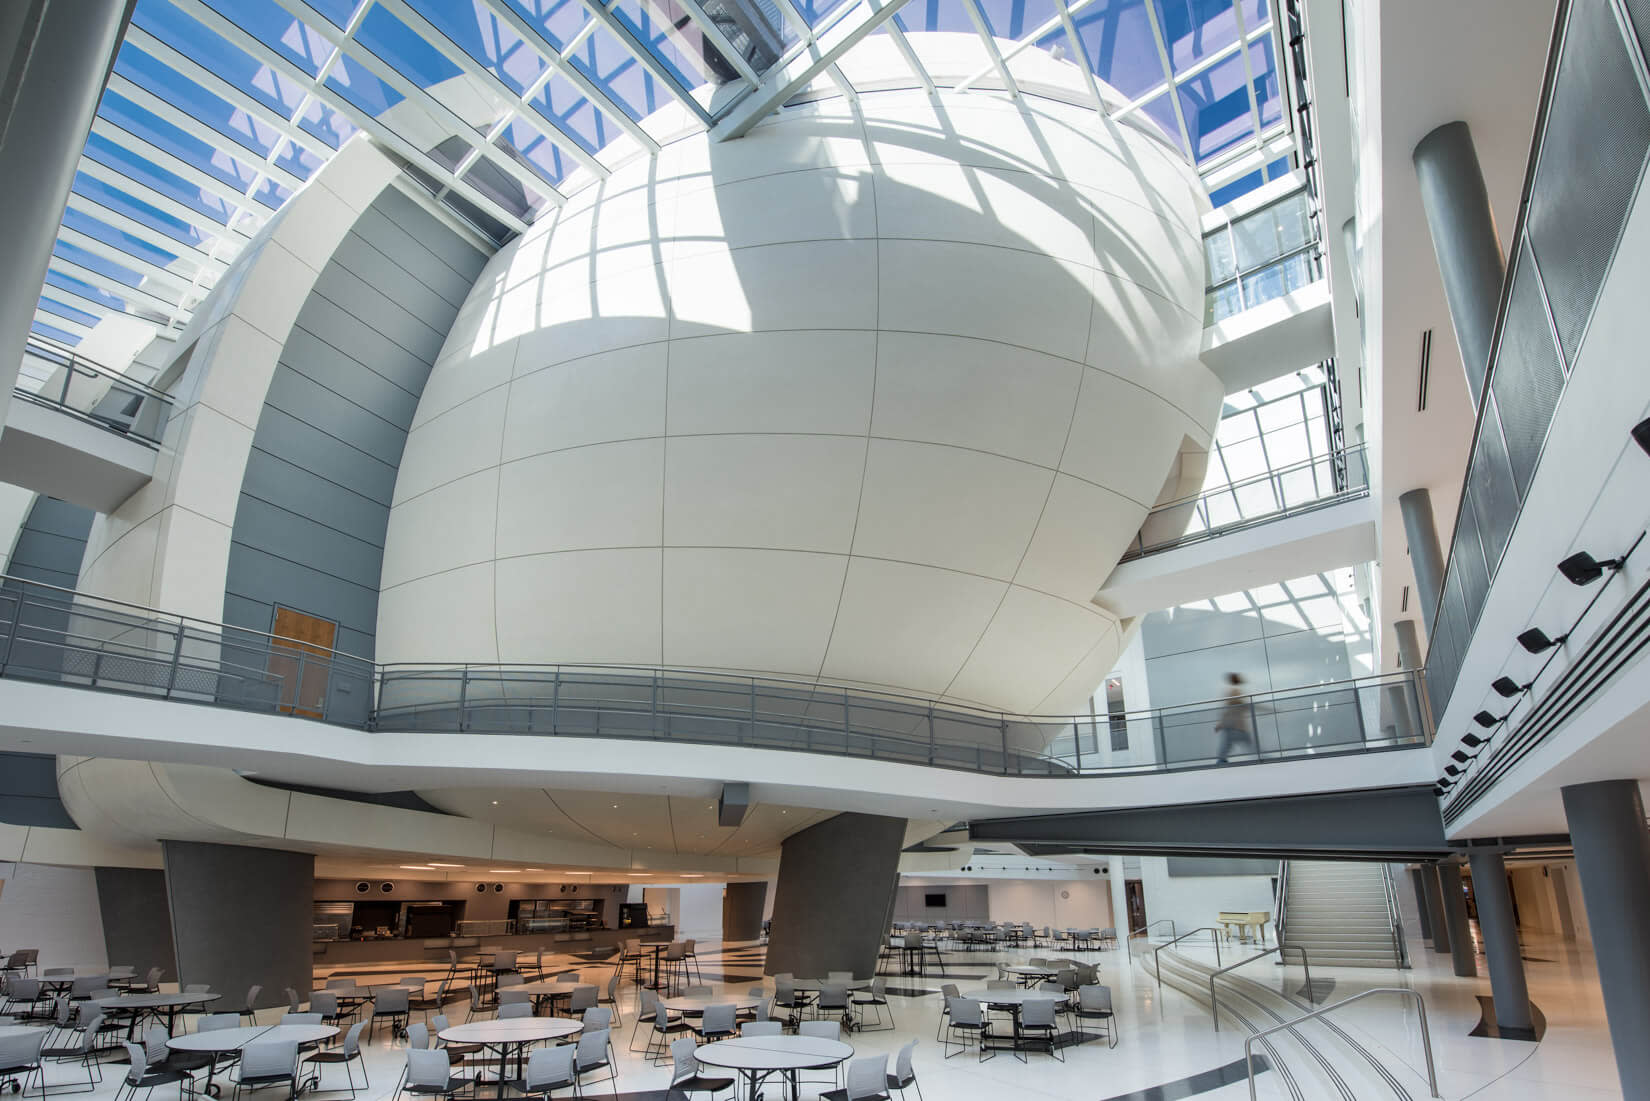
[{"x1": 1214, "y1": 673, "x2": 1256, "y2": 764}]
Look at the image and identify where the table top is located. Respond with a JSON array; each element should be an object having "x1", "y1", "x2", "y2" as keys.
[
  {"x1": 999, "y1": 965, "x2": 1059, "y2": 976},
  {"x1": 695, "y1": 1036, "x2": 854, "y2": 1072},
  {"x1": 788, "y1": 978, "x2": 871, "y2": 992},
  {"x1": 660, "y1": 994, "x2": 763, "y2": 1014},
  {"x1": 94, "y1": 992, "x2": 222, "y2": 1009},
  {"x1": 963, "y1": 988, "x2": 1069, "y2": 1007},
  {"x1": 513, "y1": 981, "x2": 594, "y2": 997},
  {"x1": 439, "y1": 1018, "x2": 581, "y2": 1046},
  {"x1": 167, "y1": 1024, "x2": 337, "y2": 1052}
]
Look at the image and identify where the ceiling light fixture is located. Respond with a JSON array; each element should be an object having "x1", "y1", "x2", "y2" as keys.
[
  {"x1": 627, "y1": 873, "x2": 652, "y2": 877},
  {"x1": 428, "y1": 863, "x2": 464, "y2": 868},
  {"x1": 680, "y1": 874, "x2": 704, "y2": 878},
  {"x1": 1557, "y1": 551, "x2": 1625, "y2": 586},
  {"x1": 399, "y1": 865, "x2": 435, "y2": 870},
  {"x1": 488, "y1": 869, "x2": 517, "y2": 874},
  {"x1": 1491, "y1": 676, "x2": 1531, "y2": 698},
  {"x1": 1516, "y1": 627, "x2": 1567, "y2": 654}
]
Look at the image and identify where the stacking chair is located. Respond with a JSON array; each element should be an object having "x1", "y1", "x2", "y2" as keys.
[
  {"x1": 307, "y1": 991, "x2": 343, "y2": 1031},
  {"x1": 325, "y1": 980, "x2": 355, "y2": 991},
  {"x1": 681, "y1": 940, "x2": 703, "y2": 985},
  {"x1": 371, "y1": 987, "x2": 412, "y2": 1041},
  {"x1": 280, "y1": 1013, "x2": 321, "y2": 1026},
  {"x1": 599, "y1": 973, "x2": 623, "y2": 1028},
  {"x1": 689, "y1": 1003, "x2": 737, "y2": 1044},
  {"x1": 852, "y1": 977, "x2": 893, "y2": 1032},
  {"x1": 409, "y1": 977, "x2": 447, "y2": 1024},
  {"x1": 1016, "y1": 999, "x2": 1063, "y2": 1062},
  {"x1": 463, "y1": 985, "x2": 488, "y2": 1023},
  {"x1": 231, "y1": 1039, "x2": 298, "y2": 1101},
  {"x1": 50, "y1": 1008, "x2": 108, "y2": 1093},
  {"x1": 402, "y1": 1047, "x2": 469, "y2": 1101},
  {"x1": 580, "y1": 1007, "x2": 612, "y2": 1032},
  {"x1": 644, "y1": 1005, "x2": 691, "y2": 1065},
  {"x1": 67, "y1": 975, "x2": 105, "y2": 1002},
  {"x1": 933, "y1": 984, "x2": 960, "y2": 1041},
  {"x1": 304, "y1": 1020, "x2": 368, "y2": 1097},
  {"x1": 740, "y1": 1021, "x2": 781, "y2": 1037},
  {"x1": 551, "y1": 971, "x2": 579, "y2": 984},
  {"x1": 772, "y1": 978, "x2": 808, "y2": 1030},
  {"x1": 821, "y1": 1054, "x2": 889, "y2": 1101},
  {"x1": 886, "y1": 1039, "x2": 923, "y2": 1101},
  {"x1": 519, "y1": 1046, "x2": 577, "y2": 1100},
  {"x1": 0, "y1": 1025, "x2": 48, "y2": 1101},
  {"x1": 668, "y1": 1037, "x2": 732, "y2": 1100},
  {"x1": 498, "y1": 989, "x2": 532, "y2": 1010},
  {"x1": 115, "y1": 1041, "x2": 187, "y2": 1101},
  {"x1": 798, "y1": 1021, "x2": 844, "y2": 1092},
  {"x1": 629, "y1": 990, "x2": 674, "y2": 1053},
  {"x1": 942, "y1": 998, "x2": 991, "y2": 1061},
  {"x1": 1073, "y1": 984, "x2": 1118, "y2": 1048},
  {"x1": 660, "y1": 944, "x2": 687, "y2": 993},
  {"x1": 2, "y1": 977, "x2": 47, "y2": 1020},
  {"x1": 566, "y1": 986, "x2": 597, "y2": 1017},
  {"x1": 430, "y1": 1014, "x2": 483, "y2": 1067},
  {"x1": 497, "y1": 1003, "x2": 533, "y2": 1020},
  {"x1": 239, "y1": 986, "x2": 263, "y2": 1026},
  {"x1": 284, "y1": 989, "x2": 301, "y2": 1015},
  {"x1": 814, "y1": 982, "x2": 851, "y2": 1029},
  {"x1": 573, "y1": 1027, "x2": 615, "y2": 1096},
  {"x1": 683, "y1": 986, "x2": 713, "y2": 999},
  {"x1": 136, "y1": 968, "x2": 163, "y2": 994}
]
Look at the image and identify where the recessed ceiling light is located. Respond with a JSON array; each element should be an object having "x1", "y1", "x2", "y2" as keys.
[
  {"x1": 681, "y1": 874, "x2": 703, "y2": 878},
  {"x1": 488, "y1": 869, "x2": 516, "y2": 873},
  {"x1": 399, "y1": 865, "x2": 434, "y2": 870},
  {"x1": 627, "y1": 873, "x2": 652, "y2": 877},
  {"x1": 428, "y1": 863, "x2": 464, "y2": 868},
  {"x1": 611, "y1": 804, "x2": 619, "y2": 809}
]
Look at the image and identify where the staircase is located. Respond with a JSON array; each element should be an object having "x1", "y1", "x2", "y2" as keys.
[{"x1": 1281, "y1": 861, "x2": 1405, "y2": 968}]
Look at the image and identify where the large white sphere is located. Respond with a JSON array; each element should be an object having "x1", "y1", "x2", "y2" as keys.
[{"x1": 377, "y1": 38, "x2": 1223, "y2": 715}]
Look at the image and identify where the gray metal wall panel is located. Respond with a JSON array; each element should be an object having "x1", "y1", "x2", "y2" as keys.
[
  {"x1": 163, "y1": 841, "x2": 311, "y2": 1010},
  {"x1": 262, "y1": 365, "x2": 409, "y2": 462},
  {"x1": 331, "y1": 239, "x2": 470, "y2": 325},
  {"x1": 239, "y1": 454, "x2": 388, "y2": 544},
  {"x1": 352, "y1": 209, "x2": 477, "y2": 306},
  {"x1": 279, "y1": 327, "x2": 420, "y2": 424},
  {"x1": 290, "y1": 296, "x2": 434, "y2": 395},
  {"x1": 232, "y1": 498, "x2": 384, "y2": 584},
  {"x1": 223, "y1": 544, "x2": 379, "y2": 639},
  {"x1": 249, "y1": 411, "x2": 399, "y2": 503},
  {"x1": 0, "y1": 752, "x2": 76, "y2": 828},
  {"x1": 5, "y1": 496, "x2": 93, "y2": 590},
  {"x1": 370, "y1": 188, "x2": 490, "y2": 281},
  {"x1": 95, "y1": 867, "x2": 177, "y2": 982},
  {"x1": 307, "y1": 266, "x2": 447, "y2": 362}
]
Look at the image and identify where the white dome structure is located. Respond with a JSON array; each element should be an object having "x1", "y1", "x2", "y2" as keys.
[{"x1": 376, "y1": 36, "x2": 1224, "y2": 716}]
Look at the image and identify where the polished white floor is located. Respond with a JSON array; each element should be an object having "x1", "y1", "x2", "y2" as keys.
[{"x1": 8, "y1": 930, "x2": 1619, "y2": 1101}]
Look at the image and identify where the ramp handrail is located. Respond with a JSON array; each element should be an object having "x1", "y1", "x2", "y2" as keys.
[
  {"x1": 1243, "y1": 987, "x2": 1439, "y2": 1100},
  {"x1": 1210, "y1": 943, "x2": 1314, "y2": 1031},
  {"x1": 1153, "y1": 926, "x2": 1224, "y2": 985}
]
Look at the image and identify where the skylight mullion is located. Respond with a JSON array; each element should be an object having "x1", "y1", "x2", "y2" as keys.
[
  {"x1": 47, "y1": 257, "x2": 183, "y2": 317},
  {"x1": 568, "y1": 0, "x2": 717, "y2": 127},
  {"x1": 34, "y1": 307, "x2": 98, "y2": 340},
  {"x1": 168, "y1": 0, "x2": 532, "y2": 233},
  {"x1": 1229, "y1": 0, "x2": 1267, "y2": 177},
  {"x1": 881, "y1": 20, "x2": 936, "y2": 96},
  {"x1": 38, "y1": 283, "x2": 128, "y2": 323},
  {"x1": 1112, "y1": 33, "x2": 1250, "y2": 120},
  {"x1": 64, "y1": 196, "x2": 228, "y2": 276},
  {"x1": 954, "y1": 0, "x2": 1101, "y2": 94},
  {"x1": 88, "y1": 118, "x2": 264, "y2": 232},
  {"x1": 104, "y1": 72, "x2": 307, "y2": 194},
  {"x1": 669, "y1": 1, "x2": 763, "y2": 86},
  {"x1": 1052, "y1": 0, "x2": 1105, "y2": 117},
  {"x1": 74, "y1": 156, "x2": 251, "y2": 249},
  {"x1": 959, "y1": 0, "x2": 1019, "y2": 99},
  {"x1": 56, "y1": 226, "x2": 199, "y2": 302},
  {"x1": 1141, "y1": 0, "x2": 1194, "y2": 159}
]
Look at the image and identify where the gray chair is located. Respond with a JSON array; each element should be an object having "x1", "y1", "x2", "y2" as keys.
[
  {"x1": 690, "y1": 1003, "x2": 737, "y2": 1043},
  {"x1": 497, "y1": 988, "x2": 532, "y2": 1008},
  {"x1": 933, "y1": 984, "x2": 960, "y2": 1041},
  {"x1": 51, "y1": 1008, "x2": 107, "y2": 1093},
  {"x1": 231, "y1": 1039, "x2": 298, "y2": 1101},
  {"x1": 741, "y1": 1020, "x2": 782, "y2": 1037},
  {"x1": 580, "y1": 1007, "x2": 612, "y2": 1032},
  {"x1": 798, "y1": 1020, "x2": 844, "y2": 1091},
  {"x1": 1073, "y1": 984, "x2": 1117, "y2": 1048},
  {"x1": 239, "y1": 985, "x2": 263, "y2": 1026},
  {"x1": 821, "y1": 1054, "x2": 889, "y2": 1101},
  {"x1": 305, "y1": 1019, "x2": 368, "y2": 1096},
  {"x1": 519, "y1": 1045, "x2": 576, "y2": 1100},
  {"x1": 116, "y1": 1041, "x2": 188, "y2": 1101},
  {"x1": 198, "y1": 1014, "x2": 240, "y2": 1031},
  {"x1": 942, "y1": 998, "x2": 991, "y2": 1061},
  {"x1": 667, "y1": 1037, "x2": 732, "y2": 1099},
  {"x1": 183, "y1": 984, "x2": 211, "y2": 995},
  {"x1": 599, "y1": 973, "x2": 623, "y2": 1028},
  {"x1": 497, "y1": 1003, "x2": 534, "y2": 1020},
  {"x1": 566, "y1": 985, "x2": 597, "y2": 1016},
  {"x1": 573, "y1": 1027, "x2": 614, "y2": 1096},
  {"x1": 280, "y1": 1013, "x2": 322, "y2": 1026},
  {"x1": 402, "y1": 1048, "x2": 468, "y2": 1100},
  {"x1": 853, "y1": 976, "x2": 893, "y2": 1031},
  {"x1": 372, "y1": 986, "x2": 411, "y2": 1041},
  {"x1": 644, "y1": 1005, "x2": 689, "y2": 1065},
  {"x1": 430, "y1": 1014, "x2": 483, "y2": 1066},
  {"x1": 307, "y1": 990, "x2": 342, "y2": 1028},
  {"x1": 629, "y1": 990, "x2": 677, "y2": 1053},
  {"x1": 886, "y1": 1039, "x2": 922, "y2": 1101},
  {"x1": 0, "y1": 1027, "x2": 48, "y2": 1101},
  {"x1": 1016, "y1": 999, "x2": 1063, "y2": 1061},
  {"x1": 815, "y1": 982, "x2": 851, "y2": 1027}
]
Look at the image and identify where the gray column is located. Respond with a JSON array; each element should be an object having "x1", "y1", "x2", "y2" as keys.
[
  {"x1": 1413, "y1": 120, "x2": 1507, "y2": 406},
  {"x1": 1550, "y1": 865, "x2": 1577, "y2": 941},
  {"x1": 765, "y1": 812, "x2": 905, "y2": 977},
  {"x1": 162, "y1": 841, "x2": 313, "y2": 1010},
  {"x1": 1469, "y1": 852, "x2": 1532, "y2": 1033},
  {"x1": 1409, "y1": 867, "x2": 1433, "y2": 940},
  {"x1": 1437, "y1": 862, "x2": 1477, "y2": 976},
  {"x1": 1561, "y1": 780, "x2": 1650, "y2": 1098},
  {"x1": 1421, "y1": 864, "x2": 1450, "y2": 954},
  {"x1": 94, "y1": 867, "x2": 178, "y2": 984},
  {"x1": 0, "y1": 0, "x2": 132, "y2": 422},
  {"x1": 721, "y1": 882, "x2": 768, "y2": 942},
  {"x1": 1399, "y1": 490, "x2": 1447, "y2": 636}
]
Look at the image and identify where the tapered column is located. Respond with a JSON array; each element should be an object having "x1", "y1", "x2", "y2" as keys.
[
  {"x1": 1410, "y1": 867, "x2": 1433, "y2": 940},
  {"x1": 1437, "y1": 862, "x2": 1477, "y2": 976},
  {"x1": 765, "y1": 812, "x2": 905, "y2": 977},
  {"x1": 1400, "y1": 491, "x2": 1447, "y2": 636},
  {"x1": 1562, "y1": 780, "x2": 1650, "y2": 1098},
  {"x1": 0, "y1": 0, "x2": 132, "y2": 422},
  {"x1": 1421, "y1": 865, "x2": 1450, "y2": 954},
  {"x1": 1413, "y1": 120, "x2": 1507, "y2": 406},
  {"x1": 1469, "y1": 851, "x2": 1533, "y2": 1033}
]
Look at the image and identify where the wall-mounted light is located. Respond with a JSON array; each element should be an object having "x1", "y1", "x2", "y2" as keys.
[
  {"x1": 1558, "y1": 551, "x2": 1625, "y2": 586},
  {"x1": 1632, "y1": 416, "x2": 1650, "y2": 458},
  {"x1": 1516, "y1": 627, "x2": 1567, "y2": 654},
  {"x1": 1473, "y1": 710, "x2": 1508, "y2": 728},
  {"x1": 1461, "y1": 733, "x2": 1486, "y2": 747},
  {"x1": 1444, "y1": 764, "x2": 1460, "y2": 777},
  {"x1": 1450, "y1": 750, "x2": 1471, "y2": 763},
  {"x1": 1492, "y1": 676, "x2": 1532, "y2": 698}
]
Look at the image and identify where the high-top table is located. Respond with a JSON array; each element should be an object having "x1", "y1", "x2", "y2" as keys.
[
  {"x1": 438, "y1": 1016, "x2": 581, "y2": 1099},
  {"x1": 695, "y1": 1035, "x2": 854, "y2": 1101},
  {"x1": 166, "y1": 1023, "x2": 337, "y2": 1096},
  {"x1": 94, "y1": 991, "x2": 221, "y2": 1036}
]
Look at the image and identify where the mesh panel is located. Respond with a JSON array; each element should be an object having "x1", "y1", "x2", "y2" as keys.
[
  {"x1": 1491, "y1": 246, "x2": 1568, "y2": 495},
  {"x1": 1624, "y1": 0, "x2": 1650, "y2": 82},
  {"x1": 1451, "y1": 499, "x2": 1492, "y2": 632},
  {"x1": 1525, "y1": 0, "x2": 1650, "y2": 362},
  {"x1": 1466, "y1": 411, "x2": 1521, "y2": 571}
]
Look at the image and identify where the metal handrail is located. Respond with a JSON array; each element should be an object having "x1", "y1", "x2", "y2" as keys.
[
  {"x1": 1274, "y1": 861, "x2": 1289, "y2": 946},
  {"x1": 1244, "y1": 988, "x2": 1440, "y2": 1100},
  {"x1": 18, "y1": 334, "x2": 173, "y2": 445},
  {"x1": 1382, "y1": 863, "x2": 1411, "y2": 969},
  {"x1": 1126, "y1": 919, "x2": 1176, "y2": 961},
  {"x1": 1210, "y1": 943, "x2": 1314, "y2": 1031},
  {"x1": 1153, "y1": 927, "x2": 1223, "y2": 985}
]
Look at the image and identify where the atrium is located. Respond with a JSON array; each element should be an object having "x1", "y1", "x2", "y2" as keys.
[{"x1": 0, "y1": 0, "x2": 1645, "y2": 1097}]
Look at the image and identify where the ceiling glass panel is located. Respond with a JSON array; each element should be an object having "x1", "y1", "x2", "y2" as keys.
[
  {"x1": 405, "y1": 0, "x2": 551, "y2": 95},
  {"x1": 1175, "y1": 45, "x2": 1251, "y2": 160},
  {"x1": 613, "y1": 0, "x2": 719, "y2": 90},
  {"x1": 116, "y1": 45, "x2": 280, "y2": 156},
  {"x1": 70, "y1": 175, "x2": 213, "y2": 250},
  {"x1": 531, "y1": 69, "x2": 614, "y2": 152},
  {"x1": 503, "y1": 0, "x2": 591, "y2": 51},
  {"x1": 567, "y1": 24, "x2": 680, "y2": 121},
  {"x1": 99, "y1": 92, "x2": 261, "y2": 193},
  {"x1": 1153, "y1": 0, "x2": 1240, "y2": 71},
  {"x1": 1070, "y1": 0, "x2": 1161, "y2": 100},
  {"x1": 39, "y1": 297, "x2": 104, "y2": 329},
  {"x1": 61, "y1": 208, "x2": 184, "y2": 270},
  {"x1": 202, "y1": 0, "x2": 335, "y2": 76},
  {"x1": 133, "y1": 3, "x2": 307, "y2": 118},
  {"x1": 83, "y1": 133, "x2": 234, "y2": 223}
]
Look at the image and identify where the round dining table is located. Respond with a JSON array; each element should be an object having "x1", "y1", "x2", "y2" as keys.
[
  {"x1": 659, "y1": 992, "x2": 764, "y2": 1016},
  {"x1": 166, "y1": 1023, "x2": 337, "y2": 1096},
  {"x1": 94, "y1": 991, "x2": 221, "y2": 1036},
  {"x1": 509, "y1": 980, "x2": 594, "y2": 1015},
  {"x1": 998, "y1": 964, "x2": 1060, "y2": 986},
  {"x1": 966, "y1": 987, "x2": 1069, "y2": 1008},
  {"x1": 694, "y1": 1035, "x2": 854, "y2": 1101},
  {"x1": 438, "y1": 1016, "x2": 581, "y2": 1099}
]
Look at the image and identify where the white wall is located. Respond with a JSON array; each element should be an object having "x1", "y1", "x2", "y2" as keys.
[
  {"x1": 1137, "y1": 856, "x2": 1277, "y2": 936},
  {"x1": 674, "y1": 883, "x2": 724, "y2": 941},
  {"x1": 0, "y1": 861, "x2": 108, "y2": 970},
  {"x1": 987, "y1": 879, "x2": 1116, "y2": 930}
]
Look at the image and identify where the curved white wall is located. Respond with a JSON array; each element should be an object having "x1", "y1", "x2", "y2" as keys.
[{"x1": 377, "y1": 37, "x2": 1223, "y2": 715}]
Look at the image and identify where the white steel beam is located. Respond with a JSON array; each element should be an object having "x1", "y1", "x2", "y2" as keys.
[
  {"x1": 953, "y1": 0, "x2": 1100, "y2": 93},
  {"x1": 570, "y1": 0, "x2": 717, "y2": 128},
  {"x1": 34, "y1": 308, "x2": 98, "y2": 339},
  {"x1": 46, "y1": 259, "x2": 181, "y2": 318},
  {"x1": 662, "y1": 0, "x2": 761, "y2": 87},
  {"x1": 64, "y1": 195, "x2": 232, "y2": 278},
  {"x1": 959, "y1": 0, "x2": 1019, "y2": 99},
  {"x1": 88, "y1": 118, "x2": 266, "y2": 233},
  {"x1": 1141, "y1": 0, "x2": 1195, "y2": 159},
  {"x1": 103, "y1": 73, "x2": 307, "y2": 194},
  {"x1": 55, "y1": 226, "x2": 198, "y2": 302},
  {"x1": 714, "y1": 0, "x2": 914, "y2": 139},
  {"x1": 73, "y1": 157, "x2": 248, "y2": 248},
  {"x1": 38, "y1": 283, "x2": 131, "y2": 322}
]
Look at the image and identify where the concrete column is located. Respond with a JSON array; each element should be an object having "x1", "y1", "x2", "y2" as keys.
[
  {"x1": 1109, "y1": 855, "x2": 1130, "y2": 938},
  {"x1": 94, "y1": 867, "x2": 177, "y2": 984},
  {"x1": 765, "y1": 812, "x2": 905, "y2": 978},
  {"x1": 722, "y1": 882, "x2": 768, "y2": 942},
  {"x1": 1550, "y1": 866, "x2": 1577, "y2": 941},
  {"x1": 1409, "y1": 867, "x2": 1433, "y2": 940},
  {"x1": 1437, "y1": 862, "x2": 1477, "y2": 976},
  {"x1": 1421, "y1": 864, "x2": 1450, "y2": 953},
  {"x1": 1469, "y1": 852, "x2": 1533, "y2": 1033},
  {"x1": 0, "y1": 0, "x2": 132, "y2": 422},
  {"x1": 1399, "y1": 491, "x2": 1447, "y2": 636},
  {"x1": 1561, "y1": 780, "x2": 1650, "y2": 1098},
  {"x1": 1413, "y1": 120, "x2": 1507, "y2": 406},
  {"x1": 162, "y1": 841, "x2": 313, "y2": 1010}
]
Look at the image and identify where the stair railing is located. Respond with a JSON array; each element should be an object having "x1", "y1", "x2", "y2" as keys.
[
  {"x1": 1209, "y1": 943, "x2": 1314, "y2": 1031},
  {"x1": 1243, "y1": 988, "x2": 1439, "y2": 1100},
  {"x1": 1274, "y1": 861, "x2": 1290, "y2": 946},
  {"x1": 1126, "y1": 919, "x2": 1176, "y2": 963},
  {"x1": 1153, "y1": 926, "x2": 1223, "y2": 985},
  {"x1": 1380, "y1": 863, "x2": 1411, "y2": 969}
]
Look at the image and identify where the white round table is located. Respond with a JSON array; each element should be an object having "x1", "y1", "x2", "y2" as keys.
[
  {"x1": 94, "y1": 992, "x2": 220, "y2": 1035},
  {"x1": 999, "y1": 965, "x2": 1060, "y2": 986},
  {"x1": 439, "y1": 1017, "x2": 581, "y2": 1099},
  {"x1": 511, "y1": 981, "x2": 595, "y2": 1014},
  {"x1": 695, "y1": 1036, "x2": 854, "y2": 1101},
  {"x1": 660, "y1": 993, "x2": 763, "y2": 1015},
  {"x1": 167, "y1": 1024, "x2": 336, "y2": 1096},
  {"x1": 966, "y1": 987, "x2": 1069, "y2": 1007}
]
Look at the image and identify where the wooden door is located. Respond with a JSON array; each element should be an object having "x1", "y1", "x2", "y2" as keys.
[
  {"x1": 269, "y1": 606, "x2": 336, "y2": 718},
  {"x1": 1125, "y1": 879, "x2": 1147, "y2": 932}
]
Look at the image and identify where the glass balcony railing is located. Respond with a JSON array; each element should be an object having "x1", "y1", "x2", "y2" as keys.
[
  {"x1": 0, "y1": 575, "x2": 1430, "y2": 778},
  {"x1": 14, "y1": 335, "x2": 172, "y2": 446},
  {"x1": 1204, "y1": 185, "x2": 1323, "y2": 325},
  {"x1": 1122, "y1": 445, "x2": 1370, "y2": 561}
]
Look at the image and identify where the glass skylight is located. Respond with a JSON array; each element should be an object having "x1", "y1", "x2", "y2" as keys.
[{"x1": 36, "y1": 0, "x2": 1299, "y2": 350}]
